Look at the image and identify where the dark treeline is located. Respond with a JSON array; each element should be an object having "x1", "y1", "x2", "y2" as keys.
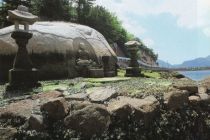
[{"x1": 0, "y1": 0, "x2": 158, "y2": 61}]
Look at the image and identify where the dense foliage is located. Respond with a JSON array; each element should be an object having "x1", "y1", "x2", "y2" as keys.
[{"x1": 0, "y1": 0, "x2": 158, "y2": 61}]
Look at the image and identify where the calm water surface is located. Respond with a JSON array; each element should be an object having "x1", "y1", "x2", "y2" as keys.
[{"x1": 179, "y1": 70, "x2": 210, "y2": 81}]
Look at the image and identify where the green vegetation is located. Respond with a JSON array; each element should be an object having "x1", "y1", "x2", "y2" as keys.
[
  {"x1": 142, "y1": 70, "x2": 161, "y2": 79},
  {"x1": 0, "y1": 0, "x2": 158, "y2": 61},
  {"x1": 1, "y1": 71, "x2": 209, "y2": 140},
  {"x1": 86, "y1": 77, "x2": 131, "y2": 83}
]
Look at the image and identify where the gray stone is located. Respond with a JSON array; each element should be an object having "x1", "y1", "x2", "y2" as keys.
[
  {"x1": 32, "y1": 90, "x2": 64, "y2": 100},
  {"x1": 107, "y1": 96, "x2": 159, "y2": 125},
  {"x1": 41, "y1": 97, "x2": 69, "y2": 121},
  {"x1": 0, "y1": 22, "x2": 117, "y2": 81},
  {"x1": 8, "y1": 5, "x2": 38, "y2": 31},
  {"x1": 188, "y1": 96, "x2": 200, "y2": 104},
  {"x1": 0, "y1": 91, "x2": 65, "y2": 125},
  {"x1": 108, "y1": 96, "x2": 159, "y2": 111},
  {"x1": 107, "y1": 98, "x2": 134, "y2": 121},
  {"x1": 164, "y1": 90, "x2": 189, "y2": 110},
  {"x1": 0, "y1": 99, "x2": 36, "y2": 121},
  {"x1": 88, "y1": 87, "x2": 118, "y2": 103},
  {"x1": 89, "y1": 68, "x2": 104, "y2": 78},
  {"x1": 64, "y1": 104, "x2": 110, "y2": 138},
  {"x1": 0, "y1": 127, "x2": 17, "y2": 140},
  {"x1": 125, "y1": 40, "x2": 141, "y2": 77},
  {"x1": 173, "y1": 83, "x2": 198, "y2": 94},
  {"x1": 28, "y1": 114, "x2": 45, "y2": 131},
  {"x1": 65, "y1": 93, "x2": 88, "y2": 101},
  {"x1": 198, "y1": 93, "x2": 210, "y2": 104},
  {"x1": 198, "y1": 86, "x2": 208, "y2": 94},
  {"x1": 68, "y1": 101, "x2": 92, "y2": 111}
]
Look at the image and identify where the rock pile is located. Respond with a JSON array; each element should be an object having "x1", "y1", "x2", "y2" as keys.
[{"x1": 1, "y1": 81, "x2": 210, "y2": 139}]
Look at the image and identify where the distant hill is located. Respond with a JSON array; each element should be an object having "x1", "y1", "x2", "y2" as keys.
[
  {"x1": 158, "y1": 55, "x2": 210, "y2": 68},
  {"x1": 157, "y1": 60, "x2": 172, "y2": 68}
]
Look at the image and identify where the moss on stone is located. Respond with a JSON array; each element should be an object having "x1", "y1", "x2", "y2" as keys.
[
  {"x1": 142, "y1": 70, "x2": 161, "y2": 79},
  {"x1": 85, "y1": 77, "x2": 131, "y2": 83}
]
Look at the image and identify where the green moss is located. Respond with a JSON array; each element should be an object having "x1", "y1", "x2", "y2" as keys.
[
  {"x1": 42, "y1": 84, "x2": 68, "y2": 92},
  {"x1": 142, "y1": 70, "x2": 161, "y2": 79},
  {"x1": 117, "y1": 69, "x2": 126, "y2": 77},
  {"x1": 85, "y1": 77, "x2": 131, "y2": 83}
]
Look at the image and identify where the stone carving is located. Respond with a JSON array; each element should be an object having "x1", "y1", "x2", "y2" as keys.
[
  {"x1": 0, "y1": 22, "x2": 117, "y2": 81},
  {"x1": 7, "y1": 5, "x2": 38, "y2": 31},
  {"x1": 73, "y1": 37, "x2": 103, "y2": 77},
  {"x1": 6, "y1": 5, "x2": 39, "y2": 90},
  {"x1": 125, "y1": 41, "x2": 142, "y2": 77}
]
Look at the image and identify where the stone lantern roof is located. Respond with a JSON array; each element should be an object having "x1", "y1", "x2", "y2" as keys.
[
  {"x1": 125, "y1": 41, "x2": 141, "y2": 50},
  {"x1": 7, "y1": 5, "x2": 38, "y2": 31}
]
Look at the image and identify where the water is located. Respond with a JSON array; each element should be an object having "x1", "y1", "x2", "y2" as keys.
[{"x1": 179, "y1": 70, "x2": 210, "y2": 81}]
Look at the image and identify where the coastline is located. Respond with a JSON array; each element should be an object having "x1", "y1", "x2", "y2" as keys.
[{"x1": 0, "y1": 70, "x2": 210, "y2": 139}]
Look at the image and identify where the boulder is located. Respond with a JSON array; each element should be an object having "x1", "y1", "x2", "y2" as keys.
[
  {"x1": 41, "y1": 97, "x2": 69, "y2": 121},
  {"x1": 164, "y1": 90, "x2": 189, "y2": 110},
  {"x1": 88, "y1": 87, "x2": 118, "y2": 103},
  {"x1": 198, "y1": 94, "x2": 210, "y2": 104},
  {"x1": 32, "y1": 90, "x2": 63, "y2": 100},
  {"x1": 68, "y1": 101, "x2": 92, "y2": 111},
  {"x1": 107, "y1": 101, "x2": 134, "y2": 121},
  {"x1": 65, "y1": 93, "x2": 88, "y2": 101},
  {"x1": 188, "y1": 96, "x2": 201, "y2": 104},
  {"x1": 173, "y1": 84, "x2": 198, "y2": 94},
  {"x1": 0, "y1": 127, "x2": 17, "y2": 140},
  {"x1": 0, "y1": 22, "x2": 117, "y2": 81},
  {"x1": 0, "y1": 91, "x2": 65, "y2": 126},
  {"x1": 0, "y1": 99, "x2": 35, "y2": 125},
  {"x1": 173, "y1": 79, "x2": 198, "y2": 94},
  {"x1": 107, "y1": 96, "x2": 159, "y2": 125},
  {"x1": 64, "y1": 104, "x2": 110, "y2": 138},
  {"x1": 198, "y1": 86, "x2": 208, "y2": 94},
  {"x1": 28, "y1": 114, "x2": 45, "y2": 131}
]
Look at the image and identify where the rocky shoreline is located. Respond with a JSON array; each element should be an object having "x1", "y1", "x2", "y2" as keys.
[{"x1": 0, "y1": 71, "x2": 210, "y2": 140}]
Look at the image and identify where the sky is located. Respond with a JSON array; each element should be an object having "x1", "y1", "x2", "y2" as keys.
[{"x1": 95, "y1": 0, "x2": 210, "y2": 64}]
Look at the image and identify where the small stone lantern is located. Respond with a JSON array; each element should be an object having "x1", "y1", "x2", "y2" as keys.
[
  {"x1": 6, "y1": 5, "x2": 39, "y2": 90},
  {"x1": 125, "y1": 41, "x2": 141, "y2": 77}
]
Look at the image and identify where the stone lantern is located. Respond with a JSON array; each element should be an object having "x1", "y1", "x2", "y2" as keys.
[
  {"x1": 6, "y1": 5, "x2": 39, "y2": 90},
  {"x1": 125, "y1": 41, "x2": 141, "y2": 77}
]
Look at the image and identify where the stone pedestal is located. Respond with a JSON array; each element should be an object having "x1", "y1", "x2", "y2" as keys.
[
  {"x1": 102, "y1": 56, "x2": 116, "y2": 77},
  {"x1": 89, "y1": 68, "x2": 104, "y2": 78},
  {"x1": 125, "y1": 47, "x2": 141, "y2": 77},
  {"x1": 125, "y1": 67, "x2": 141, "y2": 77},
  {"x1": 7, "y1": 31, "x2": 39, "y2": 90}
]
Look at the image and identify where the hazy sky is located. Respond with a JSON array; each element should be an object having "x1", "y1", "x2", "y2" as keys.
[{"x1": 95, "y1": 0, "x2": 210, "y2": 64}]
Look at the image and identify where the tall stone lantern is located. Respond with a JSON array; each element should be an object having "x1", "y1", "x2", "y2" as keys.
[
  {"x1": 125, "y1": 41, "x2": 141, "y2": 77},
  {"x1": 6, "y1": 5, "x2": 39, "y2": 90}
]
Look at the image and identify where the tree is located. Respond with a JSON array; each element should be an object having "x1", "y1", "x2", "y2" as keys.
[
  {"x1": 38, "y1": 0, "x2": 71, "y2": 21},
  {"x1": 0, "y1": 0, "x2": 31, "y2": 28},
  {"x1": 0, "y1": 0, "x2": 158, "y2": 61},
  {"x1": 73, "y1": 0, "x2": 95, "y2": 24}
]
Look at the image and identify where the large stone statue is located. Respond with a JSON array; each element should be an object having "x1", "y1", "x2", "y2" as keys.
[
  {"x1": 0, "y1": 21, "x2": 117, "y2": 81},
  {"x1": 6, "y1": 5, "x2": 39, "y2": 90}
]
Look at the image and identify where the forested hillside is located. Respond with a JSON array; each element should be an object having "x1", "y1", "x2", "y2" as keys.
[{"x1": 0, "y1": 0, "x2": 158, "y2": 62}]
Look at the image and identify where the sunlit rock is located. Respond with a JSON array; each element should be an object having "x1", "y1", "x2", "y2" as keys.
[{"x1": 0, "y1": 22, "x2": 117, "y2": 81}]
